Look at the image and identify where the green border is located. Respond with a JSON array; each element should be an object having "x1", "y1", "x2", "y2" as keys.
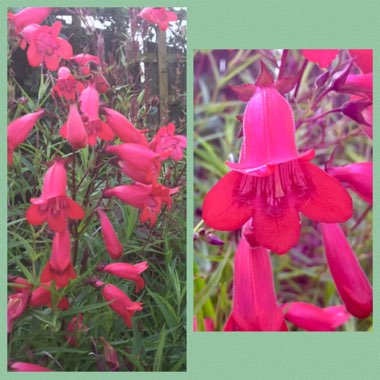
[{"x1": 3, "y1": 0, "x2": 379, "y2": 379}]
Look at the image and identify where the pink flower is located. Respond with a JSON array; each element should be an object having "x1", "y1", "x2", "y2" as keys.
[
  {"x1": 138, "y1": 7, "x2": 178, "y2": 31},
  {"x1": 301, "y1": 49, "x2": 339, "y2": 68},
  {"x1": 7, "y1": 291, "x2": 30, "y2": 333},
  {"x1": 95, "y1": 281, "x2": 143, "y2": 328},
  {"x1": 149, "y1": 123, "x2": 187, "y2": 160},
  {"x1": 103, "y1": 107, "x2": 148, "y2": 146},
  {"x1": 65, "y1": 314, "x2": 86, "y2": 346},
  {"x1": 327, "y1": 162, "x2": 372, "y2": 205},
  {"x1": 9, "y1": 362, "x2": 54, "y2": 372},
  {"x1": 202, "y1": 86, "x2": 353, "y2": 254},
  {"x1": 40, "y1": 228, "x2": 76, "y2": 288},
  {"x1": 224, "y1": 235, "x2": 287, "y2": 331},
  {"x1": 26, "y1": 21, "x2": 73, "y2": 71},
  {"x1": 103, "y1": 183, "x2": 179, "y2": 226},
  {"x1": 30, "y1": 284, "x2": 69, "y2": 310},
  {"x1": 8, "y1": 7, "x2": 52, "y2": 34},
  {"x1": 26, "y1": 159, "x2": 85, "y2": 232},
  {"x1": 96, "y1": 209, "x2": 123, "y2": 260},
  {"x1": 321, "y1": 223, "x2": 372, "y2": 319},
  {"x1": 60, "y1": 103, "x2": 88, "y2": 149},
  {"x1": 101, "y1": 261, "x2": 148, "y2": 293},
  {"x1": 282, "y1": 302, "x2": 350, "y2": 331},
  {"x1": 52, "y1": 66, "x2": 84, "y2": 101},
  {"x1": 7, "y1": 109, "x2": 45, "y2": 165},
  {"x1": 71, "y1": 53, "x2": 101, "y2": 75},
  {"x1": 348, "y1": 49, "x2": 373, "y2": 74},
  {"x1": 106, "y1": 144, "x2": 162, "y2": 184}
]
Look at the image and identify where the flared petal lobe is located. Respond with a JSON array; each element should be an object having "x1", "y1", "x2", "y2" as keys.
[
  {"x1": 301, "y1": 49, "x2": 339, "y2": 68},
  {"x1": 321, "y1": 223, "x2": 372, "y2": 319},
  {"x1": 97, "y1": 209, "x2": 123, "y2": 259},
  {"x1": 224, "y1": 236, "x2": 285, "y2": 331},
  {"x1": 282, "y1": 302, "x2": 350, "y2": 331}
]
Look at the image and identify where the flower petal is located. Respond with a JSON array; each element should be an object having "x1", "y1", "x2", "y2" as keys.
[
  {"x1": 26, "y1": 204, "x2": 47, "y2": 225},
  {"x1": 66, "y1": 198, "x2": 85, "y2": 219},
  {"x1": 202, "y1": 171, "x2": 254, "y2": 231},
  {"x1": 298, "y1": 162, "x2": 353, "y2": 223}
]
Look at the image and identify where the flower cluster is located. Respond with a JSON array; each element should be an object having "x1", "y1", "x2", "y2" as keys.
[
  {"x1": 8, "y1": 7, "x2": 186, "y2": 371},
  {"x1": 195, "y1": 50, "x2": 372, "y2": 332}
]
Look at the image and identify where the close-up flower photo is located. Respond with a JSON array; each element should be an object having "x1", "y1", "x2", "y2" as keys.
[
  {"x1": 7, "y1": 7, "x2": 186, "y2": 371},
  {"x1": 194, "y1": 49, "x2": 372, "y2": 332}
]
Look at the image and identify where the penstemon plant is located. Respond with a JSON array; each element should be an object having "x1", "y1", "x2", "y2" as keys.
[
  {"x1": 194, "y1": 49, "x2": 372, "y2": 332},
  {"x1": 8, "y1": 7, "x2": 187, "y2": 371}
]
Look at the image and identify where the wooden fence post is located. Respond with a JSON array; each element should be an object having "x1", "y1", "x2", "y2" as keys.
[{"x1": 157, "y1": 29, "x2": 169, "y2": 124}]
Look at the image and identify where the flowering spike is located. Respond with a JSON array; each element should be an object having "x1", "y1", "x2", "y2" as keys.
[
  {"x1": 321, "y1": 223, "x2": 372, "y2": 319},
  {"x1": 96, "y1": 209, "x2": 123, "y2": 260}
]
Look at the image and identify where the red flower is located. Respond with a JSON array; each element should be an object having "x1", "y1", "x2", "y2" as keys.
[
  {"x1": 95, "y1": 281, "x2": 143, "y2": 328},
  {"x1": 40, "y1": 228, "x2": 76, "y2": 288},
  {"x1": 101, "y1": 261, "x2": 148, "y2": 293},
  {"x1": 70, "y1": 53, "x2": 101, "y2": 75},
  {"x1": 8, "y1": 7, "x2": 52, "y2": 34},
  {"x1": 26, "y1": 21, "x2": 73, "y2": 71},
  {"x1": 202, "y1": 86, "x2": 353, "y2": 254},
  {"x1": 30, "y1": 284, "x2": 69, "y2": 310},
  {"x1": 224, "y1": 235, "x2": 287, "y2": 331},
  {"x1": 103, "y1": 183, "x2": 179, "y2": 226},
  {"x1": 348, "y1": 49, "x2": 372, "y2": 74},
  {"x1": 327, "y1": 162, "x2": 372, "y2": 205},
  {"x1": 301, "y1": 49, "x2": 339, "y2": 68},
  {"x1": 26, "y1": 159, "x2": 85, "y2": 232},
  {"x1": 282, "y1": 302, "x2": 350, "y2": 331},
  {"x1": 105, "y1": 143, "x2": 162, "y2": 184},
  {"x1": 52, "y1": 66, "x2": 84, "y2": 101},
  {"x1": 7, "y1": 109, "x2": 45, "y2": 165},
  {"x1": 9, "y1": 362, "x2": 54, "y2": 372},
  {"x1": 149, "y1": 123, "x2": 187, "y2": 160},
  {"x1": 7, "y1": 291, "x2": 30, "y2": 333},
  {"x1": 96, "y1": 209, "x2": 123, "y2": 260},
  {"x1": 138, "y1": 7, "x2": 178, "y2": 31},
  {"x1": 321, "y1": 223, "x2": 372, "y2": 318},
  {"x1": 103, "y1": 107, "x2": 148, "y2": 146},
  {"x1": 60, "y1": 103, "x2": 88, "y2": 149}
]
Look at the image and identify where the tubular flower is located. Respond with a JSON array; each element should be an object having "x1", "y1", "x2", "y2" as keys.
[
  {"x1": 202, "y1": 86, "x2": 353, "y2": 254},
  {"x1": 321, "y1": 223, "x2": 372, "y2": 319},
  {"x1": 9, "y1": 362, "x2": 54, "y2": 372},
  {"x1": 7, "y1": 109, "x2": 46, "y2": 165},
  {"x1": 103, "y1": 107, "x2": 148, "y2": 146},
  {"x1": 26, "y1": 159, "x2": 85, "y2": 232},
  {"x1": 101, "y1": 262, "x2": 148, "y2": 293},
  {"x1": 106, "y1": 144, "x2": 162, "y2": 184},
  {"x1": 79, "y1": 85, "x2": 114, "y2": 145},
  {"x1": 8, "y1": 7, "x2": 52, "y2": 34},
  {"x1": 96, "y1": 209, "x2": 123, "y2": 260},
  {"x1": 224, "y1": 235, "x2": 287, "y2": 331},
  {"x1": 59, "y1": 103, "x2": 88, "y2": 149},
  {"x1": 95, "y1": 281, "x2": 143, "y2": 328},
  {"x1": 30, "y1": 284, "x2": 69, "y2": 310},
  {"x1": 282, "y1": 302, "x2": 350, "y2": 331},
  {"x1": 149, "y1": 123, "x2": 187, "y2": 161},
  {"x1": 52, "y1": 66, "x2": 84, "y2": 101},
  {"x1": 7, "y1": 291, "x2": 30, "y2": 333},
  {"x1": 301, "y1": 49, "x2": 339, "y2": 68},
  {"x1": 40, "y1": 228, "x2": 76, "y2": 288},
  {"x1": 348, "y1": 49, "x2": 373, "y2": 74},
  {"x1": 26, "y1": 21, "x2": 73, "y2": 71},
  {"x1": 138, "y1": 7, "x2": 178, "y2": 31},
  {"x1": 103, "y1": 183, "x2": 179, "y2": 226},
  {"x1": 70, "y1": 53, "x2": 101, "y2": 75},
  {"x1": 327, "y1": 162, "x2": 372, "y2": 205}
]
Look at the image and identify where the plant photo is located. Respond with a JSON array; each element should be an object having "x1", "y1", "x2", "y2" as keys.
[
  {"x1": 194, "y1": 49, "x2": 372, "y2": 332},
  {"x1": 8, "y1": 7, "x2": 186, "y2": 371}
]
